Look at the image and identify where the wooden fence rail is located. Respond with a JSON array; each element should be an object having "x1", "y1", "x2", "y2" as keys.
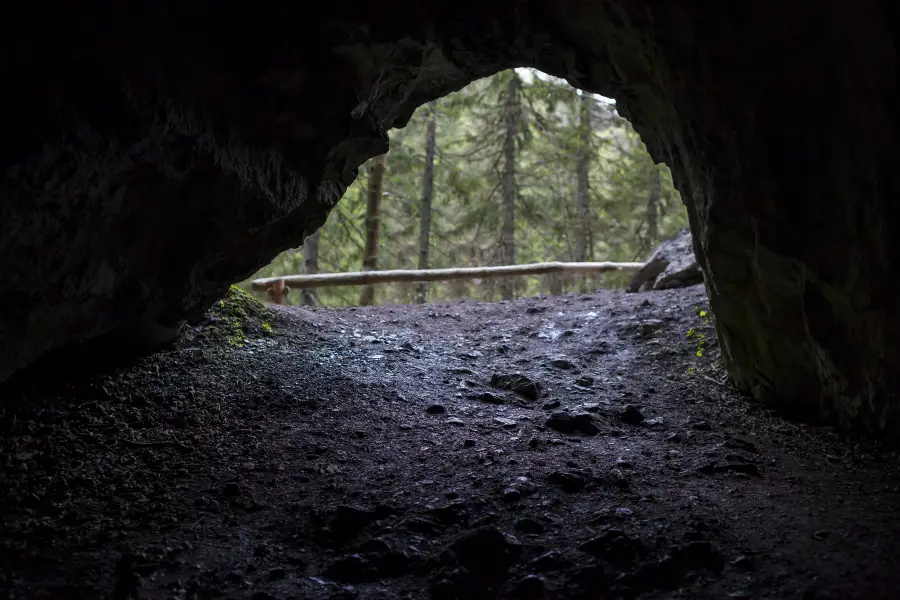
[{"x1": 251, "y1": 261, "x2": 645, "y2": 303}]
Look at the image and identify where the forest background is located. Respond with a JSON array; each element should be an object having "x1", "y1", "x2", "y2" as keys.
[{"x1": 240, "y1": 69, "x2": 689, "y2": 306}]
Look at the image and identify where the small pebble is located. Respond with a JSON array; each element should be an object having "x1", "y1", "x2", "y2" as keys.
[
  {"x1": 515, "y1": 574, "x2": 547, "y2": 599},
  {"x1": 545, "y1": 412, "x2": 576, "y2": 434},
  {"x1": 548, "y1": 358, "x2": 575, "y2": 370},
  {"x1": 515, "y1": 518, "x2": 545, "y2": 534},
  {"x1": 503, "y1": 488, "x2": 522, "y2": 502},
  {"x1": 621, "y1": 404, "x2": 644, "y2": 425},
  {"x1": 222, "y1": 482, "x2": 242, "y2": 497}
]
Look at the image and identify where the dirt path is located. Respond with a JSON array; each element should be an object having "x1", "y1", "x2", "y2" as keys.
[{"x1": 2, "y1": 285, "x2": 900, "y2": 599}]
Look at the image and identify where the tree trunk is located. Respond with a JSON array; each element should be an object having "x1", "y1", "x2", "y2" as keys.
[
  {"x1": 646, "y1": 163, "x2": 661, "y2": 250},
  {"x1": 574, "y1": 92, "x2": 592, "y2": 262},
  {"x1": 416, "y1": 102, "x2": 438, "y2": 304},
  {"x1": 498, "y1": 74, "x2": 520, "y2": 301},
  {"x1": 360, "y1": 153, "x2": 387, "y2": 306},
  {"x1": 573, "y1": 92, "x2": 593, "y2": 292},
  {"x1": 301, "y1": 229, "x2": 321, "y2": 306}
]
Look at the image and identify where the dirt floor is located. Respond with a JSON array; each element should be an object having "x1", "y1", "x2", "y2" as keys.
[{"x1": 2, "y1": 284, "x2": 900, "y2": 600}]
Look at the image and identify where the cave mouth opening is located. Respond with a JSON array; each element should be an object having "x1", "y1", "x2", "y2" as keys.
[{"x1": 242, "y1": 67, "x2": 691, "y2": 311}]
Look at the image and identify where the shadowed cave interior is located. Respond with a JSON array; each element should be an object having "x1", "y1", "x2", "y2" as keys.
[{"x1": 2, "y1": 2, "x2": 900, "y2": 599}]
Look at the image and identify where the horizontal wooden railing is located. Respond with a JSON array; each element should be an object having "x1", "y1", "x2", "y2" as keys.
[{"x1": 251, "y1": 261, "x2": 645, "y2": 303}]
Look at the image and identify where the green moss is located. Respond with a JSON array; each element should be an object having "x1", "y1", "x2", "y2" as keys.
[
  {"x1": 203, "y1": 285, "x2": 275, "y2": 349},
  {"x1": 218, "y1": 285, "x2": 268, "y2": 321}
]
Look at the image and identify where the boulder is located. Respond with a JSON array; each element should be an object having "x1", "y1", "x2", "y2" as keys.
[{"x1": 627, "y1": 229, "x2": 704, "y2": 292}]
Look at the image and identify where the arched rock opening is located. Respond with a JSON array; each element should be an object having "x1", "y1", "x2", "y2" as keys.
[{"x1": 3, "y1": 2, "x2": 899, "y2": 433}]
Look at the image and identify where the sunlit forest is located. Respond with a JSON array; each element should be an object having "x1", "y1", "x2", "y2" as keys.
[{"x1": 241, "y1": 69, "x2": 688, "y2": 306}]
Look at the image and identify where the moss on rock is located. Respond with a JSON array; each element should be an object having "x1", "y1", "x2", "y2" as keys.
[{"x1": 188, "y1": 285, "x2": 276, "y2": 349}]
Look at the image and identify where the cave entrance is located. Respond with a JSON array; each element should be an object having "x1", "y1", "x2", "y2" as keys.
[{"x1": 241, "y1": 68, "x2": 691, "y2": 309}]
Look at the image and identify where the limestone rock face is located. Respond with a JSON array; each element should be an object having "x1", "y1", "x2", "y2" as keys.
[
  {"x1": 627, "y1": 229, "x2": 703, "y2": 293},
  {"x1": 3, "y1": 2, "x2": 900, "y2": 434}
]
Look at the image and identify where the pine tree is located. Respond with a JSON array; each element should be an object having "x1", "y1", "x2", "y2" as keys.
[
  {"x1": 498, "y1": 73, "x2": 521, "y2": 300},
  {"x1": 573, "y1": 91, "x2": 593, "y2": 264},
  {"x1": 572, "y1": 91, "x2": 594, "y2": 292},
  {"x1": 416, "y1": 101, "x2": 438, "y2": 303},
  {"x1": 360, "y1": 153, "x2": 387, "y2": 306}
]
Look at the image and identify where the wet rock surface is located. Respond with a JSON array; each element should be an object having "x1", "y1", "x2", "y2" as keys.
[{"x1": 2, "y1": 284, "x2": 900, "y2": 599}]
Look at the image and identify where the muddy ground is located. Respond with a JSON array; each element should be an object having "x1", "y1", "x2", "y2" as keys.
[{"x1": 2, "y1": 284, "x2": 900, "y2": 600}]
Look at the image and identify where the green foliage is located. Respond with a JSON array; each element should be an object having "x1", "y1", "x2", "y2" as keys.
[
  {"x1": 686, "y1": 304, "x2": 716, "y2": 375},
  {"x1": 243, "y1": 69, "x2": 689, "y2": 306}
]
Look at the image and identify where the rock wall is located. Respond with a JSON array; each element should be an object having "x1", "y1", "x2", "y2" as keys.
[{"x1": 3, "y1": 1, "x2": 900, "y2": 433}]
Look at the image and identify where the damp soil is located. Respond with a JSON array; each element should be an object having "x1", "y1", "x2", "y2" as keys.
[{"x1": 2, "y1": 284, "x2": 900, "y2": 600}]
